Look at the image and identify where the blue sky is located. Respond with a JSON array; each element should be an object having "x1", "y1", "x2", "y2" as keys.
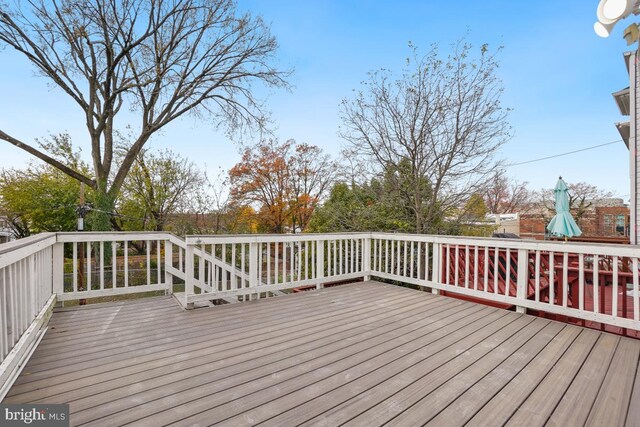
[{"x1": 0, "y1": 0, "x2": 634, "y2": 197}]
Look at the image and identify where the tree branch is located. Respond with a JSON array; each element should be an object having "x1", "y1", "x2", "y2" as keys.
[{"x1": 0, "y1": 130, "x2": 96, "y2": 188}]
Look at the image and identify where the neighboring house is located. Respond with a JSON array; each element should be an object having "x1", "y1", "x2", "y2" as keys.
[
  {"x1": 0, "y1": 216, "x2": 12, "y2": 243},
  {"x1": 611, "y1": 50, "x2": 637, "y2": 243},
  {"x1": 486, "y1": 213, "x2": 520, "y2": 236},
  {"x1": 519, "y1": 198, "x2": 630, "y2": 241},
  {"x1": 595, "y1": 205, "x2": 630, "y2": 237}
]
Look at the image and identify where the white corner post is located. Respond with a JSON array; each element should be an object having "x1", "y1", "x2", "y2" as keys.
[
  {"x1": 52, "y1": 242, "x2": 64, "y2": 306},
  {"x1": 316, "y1": 240, "x2": 325, "y2": 289},
  {"x1": 184, "y1": 243, "x2": 195, "y2": 309},
  {"x1": 630, "y1": 49, "x2": 638, "y2": 245},
  {"x1": 363, "y1": 235, "x2": 371, "y2": 282},
  {"x1": 516, "y1": 248, "x2": 529, "y2": 314},
  {"x1": 431, "y1": 242, "x2": 441, "y2": 295},
  {"x1": 164, "y1": 239, "x2": 173, "y2": 295},
  {"x1": 249, "y1": 241, "x2": 259, "y2": 296}
]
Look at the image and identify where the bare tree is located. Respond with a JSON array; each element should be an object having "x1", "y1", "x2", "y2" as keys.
[
  {"x1": 184, "y1": 167, "x2": 231, "y2": 234},
  {"x1": 288, "y1": 142, "x2": 337, "y2": 232},
  {"x1": 0, "y1": 0, "x2": 288, "y2": 229},
  {"x1": 538, "y1": 181, "x2": 616, "y2": 226},
  {"x1": 340, "y1": 40, "x2": 511, "y2": 233},
  {"x1": 117, "y1": 148, "x2": 204, "y2": 231},
  {"x1": 336, "y1": 147, "x2": 376, "y2": 187},
  {"x1": 484, "y1": 169, "x2": 534, "y2": 214}
]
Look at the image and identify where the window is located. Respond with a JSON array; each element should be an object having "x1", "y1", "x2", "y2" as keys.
[
  {"x1": 602, "y1": 213, "x2": 629, "y2": 237},
  {"x1": 603, "y1": 214, "x2": 614, "y2": 235},
  {"x1": 616, "y1": 214, "x2": 626, "y2": 235}
]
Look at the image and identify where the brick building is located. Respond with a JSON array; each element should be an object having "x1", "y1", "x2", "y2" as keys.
[{"x1": 518, "y1": 199, "x2": 630, "y2": 241}]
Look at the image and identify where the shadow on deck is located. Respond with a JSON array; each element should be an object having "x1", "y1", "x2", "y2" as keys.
[{"x1": 4, "y1": 281, "x2": 640, "y2": 426}]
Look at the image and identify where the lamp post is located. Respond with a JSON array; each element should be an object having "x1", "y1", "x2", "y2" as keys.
[{"x1": 595, "y1": 0, "x2": 640, "y2": 244}]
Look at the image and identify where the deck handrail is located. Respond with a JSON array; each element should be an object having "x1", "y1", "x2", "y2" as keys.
[{"x1": 0, "y1": 230, "x2": 636, "y2": 319}]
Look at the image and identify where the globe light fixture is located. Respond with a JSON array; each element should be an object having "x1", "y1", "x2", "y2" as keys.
[
  {"x1": 604, "y1": 0, "x2": 631, "y2": 20},
  {"x1": 595, "y1": 21, "x2": 615, "y2": 37},
  {"x1": 595, "y1": 0, "x2": 639, "y2": 37},
  {"x1": 598, "y1": 0, "x2": 621, "y2": 24}
]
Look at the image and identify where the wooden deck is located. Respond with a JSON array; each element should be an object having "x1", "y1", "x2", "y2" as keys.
[{"x1": 3, "y1": 281, "x2": 640, "y2": 426}]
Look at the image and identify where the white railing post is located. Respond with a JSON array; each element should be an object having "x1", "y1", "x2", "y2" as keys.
[
  {"x1": 516, "y1": 248, "x2": 528, "y2": 314},
  {"x1": 249, "y1": 241, "x2": 259, "y2": 295},
  {"x1": 316, "y1": 239, "x2": 325, "y2": 289},
  {"x1": 363, "y1": 235, "x2": 371, "y2": 281},
  {"x1": 164, "y1": 239, "x2": 173, "y2": 295},
  {"x1": 431, "y1": 241, "x2": 441, "y2": 295},
  {"x1": 52, "y1": 242, "x2": 64, "y2": 306},
  {"x1": 184, "y1": 243, "x2": 195, "y2": 309}
]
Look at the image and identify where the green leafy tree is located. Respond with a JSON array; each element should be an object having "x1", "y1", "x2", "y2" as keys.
[
  {"x1": 308, "y1": 181, "x2": 412, "y2": 233},
  {"x1": 0, "y1": 135, "x2": 93, "y2": 236},
  {"x1": 455, "y1": 193, "x2": 494, "y2": 236},
  {"x1": 379, "y1": 159, "x2": 439, "y2": 232}
]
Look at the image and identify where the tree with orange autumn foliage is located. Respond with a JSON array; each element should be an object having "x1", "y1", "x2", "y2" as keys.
[
  {"x1": 229, "y1": 140, "x2": 290, "y2": 233},
  {"x1": 226, "y1": 204, "x2": 259, "y2": 234},
  {"x1": 229, "y1": 139, "x2": 336, "y2": 233}
]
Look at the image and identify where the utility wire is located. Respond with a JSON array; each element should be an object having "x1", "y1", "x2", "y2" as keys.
[
  {"x1": 505, "y1": 139, "x2": 622, "y2": 167},
  {"x1": 89, "y1": 207, "x2": 151, "y2": 222}
]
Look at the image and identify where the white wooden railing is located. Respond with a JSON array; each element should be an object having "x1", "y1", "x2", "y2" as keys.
[
  {"x1": 0, "y1": 233, "x2": 57, "y2": 398},
  {"x1": 182, "y1": 232, "x2": 640, "y2": 333},
  {"x1": 368, "y1": 233, "x2": 640, "y2": 332},
  {"x1": 183, "y1": 234, "x2": 367, "y2": 307},
  {"x1": 2, "y1": 230, "x2": 640, "y2": 398},
  {"x1": 54, "y1": 232, "x2": 185, "y2": 301}
]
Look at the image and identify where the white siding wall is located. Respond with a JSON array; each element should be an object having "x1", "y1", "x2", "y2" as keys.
[{"x1": 631, "y1": 51, "x2": 639, "y2": 244}]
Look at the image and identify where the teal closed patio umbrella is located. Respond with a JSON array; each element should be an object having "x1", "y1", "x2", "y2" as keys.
[{"x1": 547, "y1": 177, "x2": 582, "y2": 239}]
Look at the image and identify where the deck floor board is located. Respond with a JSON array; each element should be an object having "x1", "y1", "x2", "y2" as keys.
[
  {"x1": 424, "y1": 321, "x2": 566, "y2": 427},
  {"x1": 9, "y1": 286, "x2": 413, "y2": 396},
  {"x1": 28, "y1": 286, "x2": 414, "y2": 371},
  {"x1": 547, "y1": 333, "x2": 620, "y2": 426},
  {"x1": 3, "y1": 281, "x2": 639, "y2": 427},
  {"x1": 70, "y1": 297, "x2": 463, "y2": 424}
]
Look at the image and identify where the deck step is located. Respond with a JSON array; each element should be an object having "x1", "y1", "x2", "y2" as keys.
[{"x1": 172, "y1": 292, "x2": 238, "y2": 309}]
